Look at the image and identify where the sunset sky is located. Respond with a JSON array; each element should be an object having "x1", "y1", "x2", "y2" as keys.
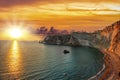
[{"x1": 0, "y1": 0, "x2": 120, "y2": 38}]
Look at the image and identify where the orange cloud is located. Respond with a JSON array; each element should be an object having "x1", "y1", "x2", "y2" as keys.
[{"x1": 0, "y1": 0, "x2": 119, "y2": 32}]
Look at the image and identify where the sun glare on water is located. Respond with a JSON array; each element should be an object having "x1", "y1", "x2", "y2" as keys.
[{"x1": 9, "y1": 28, "x2": 23, "y2": 39}]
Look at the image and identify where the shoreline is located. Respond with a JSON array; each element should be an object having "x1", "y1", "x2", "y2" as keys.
[
  {"x1": 89, "y1": 50, "x2": 120, "y2": 80},
  {"x1": 88, "y1": 50, "x2": 106, "y2": 80},
  {"x1": 42, "y1": 43, "x2": 120, "y2": 80},
  {"x1": 99, "y1": 50, "x2": 120, "y2": 80}
]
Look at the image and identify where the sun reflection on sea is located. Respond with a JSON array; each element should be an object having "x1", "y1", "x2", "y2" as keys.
[{"x1": 7, "y1": 40, "x2": 23, "y2": 79}]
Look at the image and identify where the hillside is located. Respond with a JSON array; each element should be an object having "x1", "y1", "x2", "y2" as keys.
[{"x1": 108, "y1": 20, "x2": 120, "y2": 56}]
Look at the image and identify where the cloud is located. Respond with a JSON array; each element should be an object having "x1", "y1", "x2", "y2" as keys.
[
  {"x1": 0, "y1": 0, "x2": 39, "y2": 7},
  {"x1": 0, "y1": 0, "x2": 119, "y2": 31},
  {"x1": 0, "y1": 0, "x2": 119, "y2": 8}
]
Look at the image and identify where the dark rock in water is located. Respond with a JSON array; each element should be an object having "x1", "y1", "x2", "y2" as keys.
[{"x1": 63, "y1": 50, "x2": 70, "y2": 54}]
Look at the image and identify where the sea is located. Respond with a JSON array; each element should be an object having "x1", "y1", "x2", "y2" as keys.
[{"x1": 0, "y1": 40, "x2": 104, "y2": 80}]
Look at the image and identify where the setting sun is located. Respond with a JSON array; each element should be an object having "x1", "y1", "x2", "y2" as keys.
[{"x1": 9, "y1": 28, "x2": 23, "y2": 39}]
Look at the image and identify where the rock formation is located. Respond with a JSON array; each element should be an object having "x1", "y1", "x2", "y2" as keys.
[
  {"x1": 43, "y1": 20, "x2": 120, "y2": 55},
  {"x1": 43, "y1": 31, "x2": 110, "y2": 48},
  {"x1": 108, "y1": 20, "x2": 120, "y2": 56}
]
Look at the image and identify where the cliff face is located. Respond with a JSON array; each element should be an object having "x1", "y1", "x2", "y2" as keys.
[
  {"x1": 108, "y1": 21, "x2": 120, "y2": 56},
  {"x1": 98, "y1": 20, "x2": 120, "y2": 55},
  {"x1": 43, "y1": 34, "x2": 80, "y2": 46},
  {"x1": 43, "y1": 32, "x2": 109, "y2": 49},
  {"x1": 43, "y1": 20, "x2": 120, "y2": 55}
]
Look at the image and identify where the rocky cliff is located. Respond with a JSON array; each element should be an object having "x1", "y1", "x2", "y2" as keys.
[
  {"x1": 44, "y1": 32, "x2": 109, "y2": 48},
  {"x1": 107, "y1": 20, "x2": 120, "y2": 56},
  {"x1": 43, "y1": 32, "x2": 110, "y2": 49},
  {"x1": 96, "y1": 20, "x2": 120, "y2": 55},
  {"x1": 43, "y1": 20, "x2": 120, "y2": 55}
]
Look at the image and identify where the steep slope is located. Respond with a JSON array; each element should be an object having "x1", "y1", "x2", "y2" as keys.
[{"x1": 108, "y1": 20, "x2": 120, "y2": 56}]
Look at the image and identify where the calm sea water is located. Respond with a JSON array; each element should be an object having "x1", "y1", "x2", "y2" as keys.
[{"x1": 0, "y1": 40, "x2": 104, "y2": 80}]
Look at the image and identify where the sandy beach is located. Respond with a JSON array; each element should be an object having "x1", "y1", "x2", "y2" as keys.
[
  {"x1": 88, "y1": 50, "x2": 120, "y2": 80},
  {"x1": 104, "y1": 50, "x2": 120, "y2": 80}
]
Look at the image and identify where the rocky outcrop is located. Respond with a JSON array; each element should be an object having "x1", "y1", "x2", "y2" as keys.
[
  {"x1": 43, "y1": 32, "x2": 110, "y2": 48},
  {"x1": 97, "y1": 20, "x2": 120, "y2": 56},
  {"x1": 108, "y1": 20, "x2": 120, "y2": 56},
  {"x1": 43, "y1": 34, "x2": 80, "y2": 46},
  {"x1": 43, "y1": 20, "x2": 120, "y2": 55}
]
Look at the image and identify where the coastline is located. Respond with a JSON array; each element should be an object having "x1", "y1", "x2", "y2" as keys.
[
  {"x1": 43, "y1": 43, "x2": 116, "y2": 80},
  {"x1": 42, "y1": 41, "x2": 120, "y2": 80},
  {"x1": 42, "y1": 20, "x2": 120, "y2": 80},
  {"x1": 89, "y1": 50, "x2": 120, "y2": 80},
  {"x1": 42, "y1": 42, "x2": 118, "y2": 80}
]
